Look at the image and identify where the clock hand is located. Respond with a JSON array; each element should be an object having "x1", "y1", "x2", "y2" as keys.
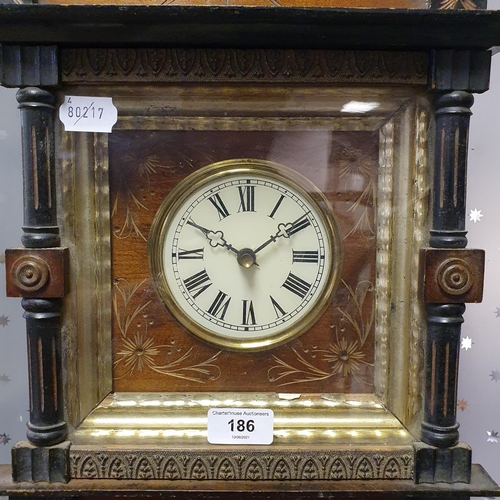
[
  {"x1": 187, "y1": 219, "x2": 261, "y2": 268},
  {"x1": 186, "y1": 219, "x2": 239, "y2": 254},
  {"x1": 254, "y1": 213, "x2": 310, "y2": 255}
]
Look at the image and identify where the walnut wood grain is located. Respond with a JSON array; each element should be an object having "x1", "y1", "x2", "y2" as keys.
[{"x1": 109, "y1": 130, "x2": 377, "y2": 393}]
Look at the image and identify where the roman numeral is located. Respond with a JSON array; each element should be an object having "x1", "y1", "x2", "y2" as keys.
[
  {"x1": 183, "y1": 269, "x2": 212, "y2": 299},
  {"x1": 282, "y1": 272, "x2": 311, "y2": 299},
  {"x1": 207, "y1": 291, "x2": 231, "y2": 320},
  {"x1": 292, "y1": 250, "x2": 319, "y2": 263},
  {"x1": 208, "y1": 193, "x2": 230, "y2": 220},
  {"x1": 238, "y1": 185, "x2": 255, "y2": 212},
  {"x1": 270, "y1": 295, "x2": 286, "y2": 318},
  {"x1": 287, "y1": 216, "x2": 310, "y2": 236},
  {"x1": 268, "y1": 194, "x2": 285, "y2": 219},
  {"x1": 178, "y1": 248, "x2": 204, "y2": 260},
  {"x1": 242, "y1": 300, "x2": 256, "y2": 325}
]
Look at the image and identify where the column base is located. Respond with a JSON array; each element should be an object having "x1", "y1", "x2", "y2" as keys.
[
  {"x1": 413, "y1": 441, "x2": 471, "y2": 484},
  {"x1": 11, "y1": 440, "x2": 71, "y2": 483}
]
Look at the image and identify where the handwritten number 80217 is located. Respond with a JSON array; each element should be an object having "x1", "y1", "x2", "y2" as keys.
[{"x1": 66, "y1": 98, "x2": 104, "y2": 125}]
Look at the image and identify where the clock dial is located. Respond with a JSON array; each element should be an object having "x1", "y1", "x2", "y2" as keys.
[{"x1": 149, "y1": 159, "x2": 342, "y2": 351}]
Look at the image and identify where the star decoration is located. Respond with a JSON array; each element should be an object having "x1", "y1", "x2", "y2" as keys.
[
  {"x1": 457, "y1": 399, "x2": 468, "y2": 411},
  {"x1": 490, "y1": 370, "x2": 500, "y2": 383},
  {"x1": 0, "y1": 315, "x2": 9, "y2": 327},
  {"x1": 487, "y1": 430, "x2": 499, "y2": 443},
  {"x1": 461, "y1": 336, "x2": 473, "y2": 350},
  {"x1": 468, "y1": 208, "x2": 483, "y2": 223},
  {"x1": 496, "y1": 308, "x2": 500, "y2": 318},
  {"x1": 0, "y1": 374, "x2": 10, "y2": 383},
  {"x1": 0, "y1": 433, "x2": 11, "y2": 445}
]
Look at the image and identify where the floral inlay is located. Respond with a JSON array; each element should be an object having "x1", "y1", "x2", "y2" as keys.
[{"x1": 113, "y1": 278, "x2": 221, "y2": 382}]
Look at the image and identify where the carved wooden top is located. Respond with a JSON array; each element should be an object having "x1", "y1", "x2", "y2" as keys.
[
  {"x1": 39, "y1": 0, "x2": 427, "y2": 7},
  {"x1": 33, "y1": 0, "x2": 487, "y2": 9},
  {"x1": 0, "y1": 5, "x2": 499, "y2": 49}
]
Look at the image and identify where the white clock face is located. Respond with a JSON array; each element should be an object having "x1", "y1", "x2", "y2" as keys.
[{"x1": 149, "y1": 160, "x2": 342, "y2": 351}]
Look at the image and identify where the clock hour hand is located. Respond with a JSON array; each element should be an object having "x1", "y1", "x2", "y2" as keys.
[
  {"x1": 186, "y1": 219, "x2": 239, "y2": 254},
  {"x1": 254, "y1": 214, "x2": 310, "y2": 255}
]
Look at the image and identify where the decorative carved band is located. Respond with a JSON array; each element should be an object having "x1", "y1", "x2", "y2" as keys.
[
  {"x1": 61, "y1": 48, "x2": 428, "y2": 85},
  {"x1": 70, "y1": 447, "x2": 413, "y2": 480}
]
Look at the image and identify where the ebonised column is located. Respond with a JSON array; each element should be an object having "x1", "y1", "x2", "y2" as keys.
[
  {"x1": 17, "y1": 86, "x2": 67, "y2": 447},
  {"x1": 421, "y1": 91, "x2": 472, "y2": 449}
]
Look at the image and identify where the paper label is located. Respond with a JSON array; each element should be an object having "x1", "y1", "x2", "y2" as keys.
[
  {"x1": 59, "y1": 96, "x2": 117, "y2": 133},
  {"x1": 207, "y1": 408, "x2": 274, "y2": 445}
]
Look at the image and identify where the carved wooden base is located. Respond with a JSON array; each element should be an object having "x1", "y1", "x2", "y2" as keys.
[
  {"x1": 2, "y1": 464, "x2": 500, "y2": 499},
  {"x1": 10, "y1": 441, "x2": 475, "y2": 484},
  {"x1": 10, "y1": 442, "x2": 474, "y2": 484}
]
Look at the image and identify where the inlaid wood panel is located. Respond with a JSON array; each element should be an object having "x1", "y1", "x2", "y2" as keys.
[{"x1": 109, "y1": 129, "x2": 378, "y2": 394}]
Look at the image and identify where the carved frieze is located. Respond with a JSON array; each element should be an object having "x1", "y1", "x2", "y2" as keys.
[
  {"x1": 70, "y1": 447, "x2": 414, "y2": 480},
  {"x1": 61, "y1": 48, "x2": 428, "y2": 85}
]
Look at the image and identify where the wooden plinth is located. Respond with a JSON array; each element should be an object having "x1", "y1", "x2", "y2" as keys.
[{"x1": 0, "y1": 464, "x2": 499, "y2": 499}]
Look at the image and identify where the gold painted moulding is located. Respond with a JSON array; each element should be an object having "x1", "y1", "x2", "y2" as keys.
[{"x1": 69, "y1": 392, "x2": 414, "y2": 481}]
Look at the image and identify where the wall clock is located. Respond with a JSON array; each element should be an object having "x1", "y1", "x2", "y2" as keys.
[{"x1": 0, "y1": 4, "x2": 500, "y2": 496}]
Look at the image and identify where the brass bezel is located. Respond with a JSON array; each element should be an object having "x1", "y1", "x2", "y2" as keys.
[{"x1": 148, "y1": 158, "x2": 343, "y2": 352}]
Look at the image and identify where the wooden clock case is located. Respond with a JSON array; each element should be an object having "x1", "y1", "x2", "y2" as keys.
[{"x1": 1, "y1": 2, "x2": 500, "y2": 498}]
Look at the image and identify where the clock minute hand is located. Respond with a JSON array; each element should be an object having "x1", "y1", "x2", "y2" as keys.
[
  {"x1": 254, "y1": 214, "x2": 309, "y2": 255},
  {"x1": 186, "y1": 219, "x2": 239, "y2": 254}
]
